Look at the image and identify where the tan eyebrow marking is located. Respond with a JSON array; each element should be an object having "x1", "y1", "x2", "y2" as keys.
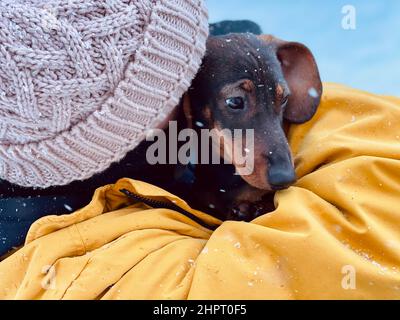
[
  {"x1": 240, "y1": 79, "x2": 254, "y2": 92},
  {"x1": 274, "y1": 84, "x2": 284, "y2": 113},
  {"x1": 276, "y1": 84, "x2": 284, "y2": 101}
]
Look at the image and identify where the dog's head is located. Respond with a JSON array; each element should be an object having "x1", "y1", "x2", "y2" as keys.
[{"x1": 185, "y1": 33, "x2": 322, "y2": 191}]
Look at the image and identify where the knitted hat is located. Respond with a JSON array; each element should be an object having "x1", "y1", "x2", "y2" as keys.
[{"x1": 0, "y1": 0, "x2": 208, "y2": 188}]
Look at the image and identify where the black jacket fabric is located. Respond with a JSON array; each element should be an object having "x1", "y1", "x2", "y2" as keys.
[{"x1": 0, "y1": 195, "x2": 90, "y2": 256}]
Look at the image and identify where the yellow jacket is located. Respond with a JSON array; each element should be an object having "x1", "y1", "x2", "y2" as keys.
[{"x1": 1, "y1": 83, "x2": 400, "y2": 299}]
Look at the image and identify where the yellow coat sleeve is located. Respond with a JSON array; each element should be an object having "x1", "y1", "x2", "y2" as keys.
[{"x1": 1, "y1": 83, "x2": 400, "y2": 299}]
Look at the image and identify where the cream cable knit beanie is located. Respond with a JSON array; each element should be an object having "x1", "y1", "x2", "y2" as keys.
[{"x1": 0, "y1": 0, "x2": 208, "y2": 188}]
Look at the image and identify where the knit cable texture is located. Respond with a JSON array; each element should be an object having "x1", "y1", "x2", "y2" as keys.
[{"x1": 0, "y1": 0, "x2": 208, "y2": 187}]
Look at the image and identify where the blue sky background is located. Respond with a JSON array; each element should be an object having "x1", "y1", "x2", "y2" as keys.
[{"x1": 205, "y1": 0, "x2": 400, "y2": 96}]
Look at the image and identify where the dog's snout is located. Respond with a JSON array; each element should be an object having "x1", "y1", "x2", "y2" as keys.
[
  {"x1": 268, "y1": 169, "x2": 296, "y2": 190},
  {"x1": 267, "y1": 152, "x2": 296, "y2": 190}
]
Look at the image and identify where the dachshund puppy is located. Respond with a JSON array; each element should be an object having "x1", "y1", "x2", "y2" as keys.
[{"x1": 183, "y1": 33, "x2": 322, "y2": 221}]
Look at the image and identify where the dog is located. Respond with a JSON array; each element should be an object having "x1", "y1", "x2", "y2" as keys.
[{"x1": 180, "y1": 33, "x2": 322, "y2": 221}]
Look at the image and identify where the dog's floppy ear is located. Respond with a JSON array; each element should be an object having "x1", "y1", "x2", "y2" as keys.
[{"x1": 259, "y1": 35, "x2": 322, "y2": 123}]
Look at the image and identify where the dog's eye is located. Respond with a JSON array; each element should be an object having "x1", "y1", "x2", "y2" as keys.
[{"x1": 225, "y1": 97, "x2": 245, "y2": 110}]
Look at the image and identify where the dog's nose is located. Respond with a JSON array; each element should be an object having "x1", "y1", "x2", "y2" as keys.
[
  {"x1": 268, "y1": 169, "x2": 296, "y2": 190},
  {"x1": 267, "y1": 153, "x2": 297, "y2": 190}
]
